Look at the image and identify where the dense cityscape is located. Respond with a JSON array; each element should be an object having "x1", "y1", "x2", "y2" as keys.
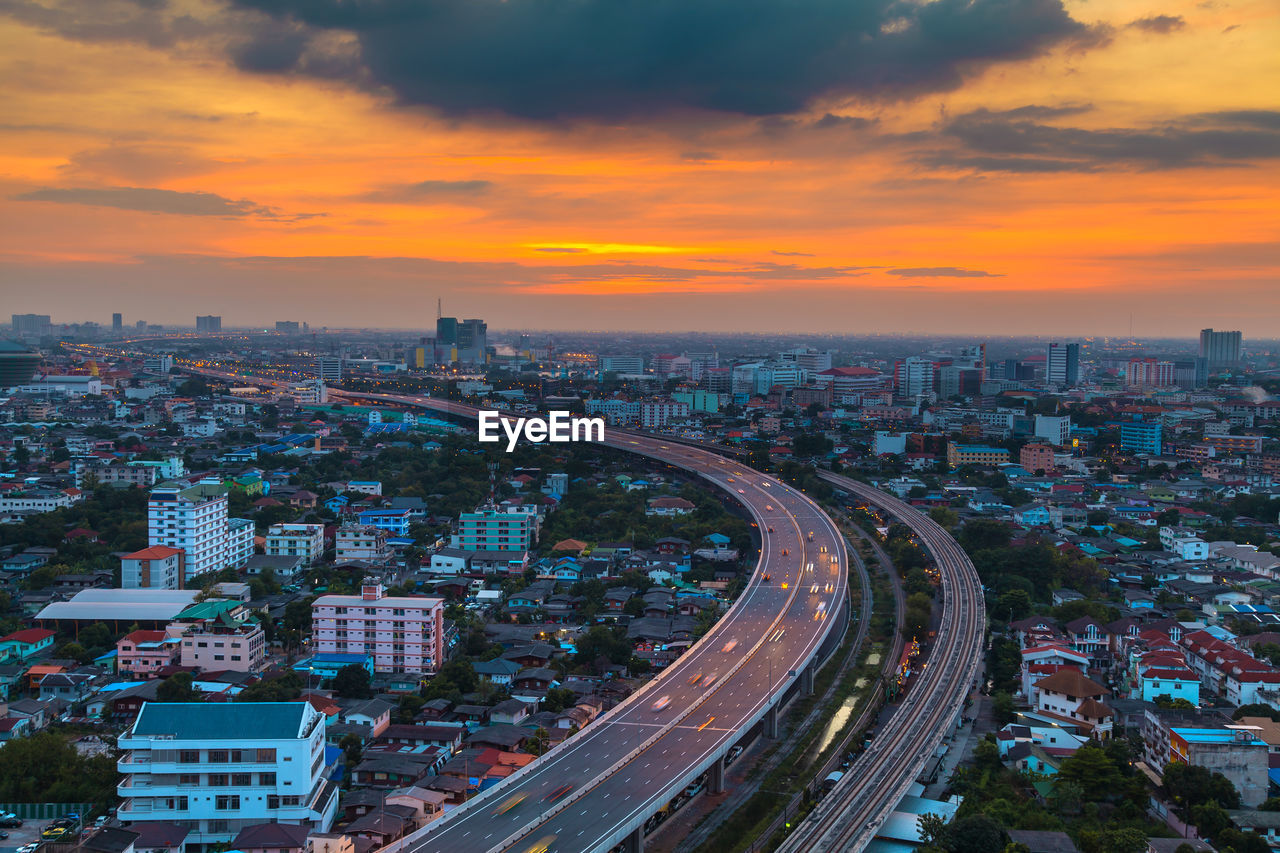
[
  {"x1": 0, "y1": 314, "x2": 1278, "y2": 853},
  {"x1": 3, "y1": 0, "x2": 1278, "y2": 849}
]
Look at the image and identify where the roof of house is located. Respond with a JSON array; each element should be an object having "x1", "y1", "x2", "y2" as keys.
[
  {"x1": 1033, "y1": 668, "x2": 1109, "y2": 697},
  {"x1": 126, "y1": 822, "x2": 189, "y2": 848},
  {"x1": 132, "y1": 701, "x2": 309, "y2": 740},
  {"x1": 231, "y1": 822, "x2": 311, "y2": 850},
  {"x1": 1, "y1": 627, "x2": 55, "y2": 644}
]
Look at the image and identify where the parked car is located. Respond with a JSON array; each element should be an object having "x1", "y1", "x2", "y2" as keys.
[{"x1": 0, "y1": 817, "x2": 22, "y2": 828}]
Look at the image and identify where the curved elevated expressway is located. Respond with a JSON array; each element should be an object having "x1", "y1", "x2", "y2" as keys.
[
  {"x1": 774, "y1": 471, "x2": 986, "y2": 853},
  {"x1": 196, "y1": 379, "x2": 852, "y2": 853}
]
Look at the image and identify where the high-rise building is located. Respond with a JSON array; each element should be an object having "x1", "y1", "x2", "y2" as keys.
[
  {"x1": 312, "y1": 582, "x2": 445, "y2": 674},
  {"x1": 456, "y1": 318, "x2": 487, "y2": 363},
  {"x1": 897, "y1": 357, "x2": 936, "y2": 397},
  {"x1": 11, "y1": 314, "x2": 51, "y2": 338},
  {"x1": 196, "y1": 315, "x2": 222, "y2": 333},
  {"x1": 1199, "y1": 329, "x2": 1242, "y2": 371},
  {"x1": 112, "y1": 312, "x2": 123, "y2": 331},
  {"x1": 600, "y1": 355, "x2": 645, "y2": 375},
  {"x1": 1126, "y1": 358, "x2": 1175, "y2": 388},
  {"x1": 148, "y1": 480, "x2": 253, "y2": 581},
  {"x1": 1034, "y1": 414, "x2": 1072, "y2": 446},
  {"x1": 1173, "y1": 357, "x2": 1210, "y2": 388},
  {"x1": 315, "y1": 357, "x2": 342, "y2": 381},
  {"x1": 1120, "y1": 420, "x2": 1163, "y2": 456},
  {"x1": 1046, "y1": 342, "x2": 1080, "y2": 386},
  {"x1": 433, "y1": 316, "x2": 487, "y2": 364},
  {"x1": 274, "y1": 320, "x2": 300, "y2": 334}
]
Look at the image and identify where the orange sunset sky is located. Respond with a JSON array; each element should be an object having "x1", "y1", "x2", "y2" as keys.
[{"x1": 1, "y1": 0, "x2": 1277, "y2": 335}]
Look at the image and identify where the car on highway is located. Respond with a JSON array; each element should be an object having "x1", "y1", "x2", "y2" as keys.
[
  {"x1": 767, "y1": 526, "x2": 774, "y2": 532},
  {"x1": 651, "y1": 695, "x2": 672, "y2": 712},
  {"x1": 721, "y1": 639, "x2": 738, "y2": 653},
  {"x1": 766, "y1": 504, "x2": 774, "y2": 511},
  {"x1": 737, "y1": 488, "x2": 745, "y2": 494},
  {"x1": 491, "y1": 793, "x2": 527, "y2": 816},
  {"x1": 543, "y1": 784, "x2": 573, "y2": 802},
  {"x1": 688, "y1": 673, "x2": 703, "y2": 686},
  {"x1": 703, "y1": 672, "x2": 719, "y2": 687},
  {"x1": 522, "y1": 835, "x2": 557, "y2": 853}
]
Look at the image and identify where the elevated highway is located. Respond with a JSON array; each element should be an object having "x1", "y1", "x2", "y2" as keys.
[
  {"x1": 180, "y1": 370, "x2": 853, "y2": 853},
  {"x1": 774, "y1": 471, "x2": 985, "y2": 852}
]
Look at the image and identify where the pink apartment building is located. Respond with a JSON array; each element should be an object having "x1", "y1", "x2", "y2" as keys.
[{"x1": 312, "y1": 584, "x2": 444, "y2": 675}]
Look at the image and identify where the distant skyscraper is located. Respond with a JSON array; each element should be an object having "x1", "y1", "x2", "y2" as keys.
[
  {"x1": 433, "y1": 316, "x2": 487, "y2": 364},
  {"x1": 1173, "y1": 357, "x2": 1209, "y2": 388},
  {"x1": 1199, "y1": 328, "x2": 1242, "y2": 371},
  {"x1": 195, "y1": 315, "x2": 222, "y2": 333},
  {"x1": 315, "y1": 357, "x2": 343, "y2": 381},
  {"x1": 1046, "y1": 342, "x2": 1080, "y2": 386},
  {"x1": 112, "y1": 312, "x2": 123, "y2": 331},
  {"x1": 275, "y1": 320, "x2": 300, "y2": 334},
  {"x1": 11, "y1": 314, "x2": 51, "y2": 338}
]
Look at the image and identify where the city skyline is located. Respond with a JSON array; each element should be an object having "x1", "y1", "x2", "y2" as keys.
[{"x1": 2, "y1": 0, "x2": 1278, "y2": 334}]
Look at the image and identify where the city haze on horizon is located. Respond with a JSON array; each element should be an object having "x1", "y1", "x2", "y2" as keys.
[{"x1": 1, "y1": 0, "x2": 1278, "y2": 335}]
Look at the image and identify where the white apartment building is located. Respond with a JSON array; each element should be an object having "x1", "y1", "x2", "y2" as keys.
[
  {"x1": 1159, "y1": 526, "x2": 1210, "y2": 560},
  {"x1": 335, "y1": 525, "x2": 390, "y2": 563},
  {"x1": 312, "y1": 583, "x2": 445, "y2": 674},
  {"x1": 1034, "y1": 414, "x2": 1073, "y2": 447},
  {"x1": 454, "y1": 508, "x2": 531, "y2": 552},
  {"x1": 118, "y1": 701, "x2": 337, "y2": 851},
  {"x1": 264, "y1": 523, "x2": 327, "y2": 566},
  {"x1": 148, "y1": 481, "x2": 253, "y2": 581}
]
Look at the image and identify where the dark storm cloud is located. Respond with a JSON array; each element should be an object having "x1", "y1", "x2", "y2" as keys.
[
  {"x1": 888, "y1": 267, "x2": 1002, "y2": 277},
  {"x1": 1127, "y1": 14, "x2": 1185, "y2": 33},
  {"x1": 14, "y1": 185, "x2": 321, "y2": 219},
  {"x1": 228, "y1": 0, "x2": 1103, "y2": 120},
  {"x1": 921, "y1": 108, "x2": 1280, "y2": 172},
  {"x1": 230, "y1": 24, "x2": 310, "y2": 72}
]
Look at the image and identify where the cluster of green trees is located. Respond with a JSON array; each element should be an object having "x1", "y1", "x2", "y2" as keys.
[
  {"x1": 539, "y1": 479, "x2": 753, "y2": 556},
  {"x1": 957, "y1": 518, "x2": 1108, "y2": 603},
  {"x1": 939, "y1": 738, "x2": 1177, "y2": 853},
  {"x1": 0, "y1": 732, "x2": 119, "y2": 806}
]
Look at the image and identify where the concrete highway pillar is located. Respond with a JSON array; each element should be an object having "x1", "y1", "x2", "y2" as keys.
[
  {"x1": 708, "y1": 758, "x2": 725, "y2": 795},
  {"x1": 764, "y1": 704, "x2": 779, "y2": 739},
  {"x1": 624, "y1": 826, "x2": 644, "y2": 853},
  {"x1": 801, "y1": 664, "x2": 815, "y2": 697}
]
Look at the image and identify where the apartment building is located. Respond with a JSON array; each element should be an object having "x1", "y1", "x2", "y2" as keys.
[
  {"x1": 455, "y1": 508, "x2": 531, "y2": 552},
  {"x1": 312, "y1": 583, "x2": 444, "y2": 675},
  {"x1": 121, "y1": 545, "x2": 186, "y2": 590},
  {"x1": 946, "y1": 443, "x2": 1011, "y2": 468},
  {"x1": 118, "y1": 701, "x2": 337, "y2": 850},
  {"x1": 148, "y1": 480, "x2": 253, "y2": 581},
  {"x1": 264, "y1": 523, "x2": 326, "y2": 566},
  {"x1": 335, "y1": 525, "x2": 390, "y2": 563}
]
